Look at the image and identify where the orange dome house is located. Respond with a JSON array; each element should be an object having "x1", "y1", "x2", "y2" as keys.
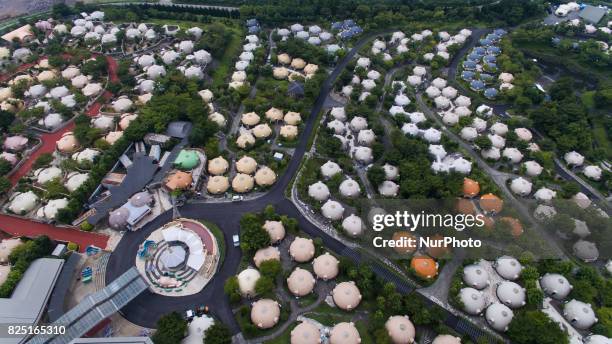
[
  {"x1": 479, "y1": 193, "x2": 503, "y2": 214},
  {"x1": 411, "y1": 255, "x2": 438, "y2": 279},
  {"x1": 392, "y1": 231, "x2": 417, "y2": 255},
  {"x1": 455, "y1": 198, "x2": 476, "y2": 215},
  {"x1": 463, "y1": 178, "x2": 480, "y2": 198},
  {"x1": 499, "y1": 217, "x2": 523, "y2": 237},
  {"x1": 427, "y1": 234, "x2": 451, "y2": 258}
]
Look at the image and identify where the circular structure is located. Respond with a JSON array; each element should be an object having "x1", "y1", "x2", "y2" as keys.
[
  {"x1": 207, "y1": 176, "x2": 230, "y2": 194},
  {"x1": 232, "y1": 174, "x2": 254, "y2": 193},
  {"x1": 251, "y1": 299, "x2": 280, "y2": 329},
  {"x1": 312, "y1": 252, "x2": 339, "y2": 280},
  {"x1": 238, "y1": 268, "x2": 261, "y2": 297},
  {"x1": 263, "y1": 220, "x2": 285, "y2": 243},
  {"x1": 584, "y1": 335, "x2": 611, "y2": 344},
  {"x1": 208, "y1": 156, "x2": 229, "y2": 175},
  {"x1": 496, "y1": 281, "x2": 526, "y2": 308},
  {"x1": 236, "y1": 156, "x2": 258, "y2": 174},
  {"x1": 564, "y1": 299, "x2": 597, "y2": 329},
  {"x1": 289, "y1": 237, "x2": 315, "y2": 263},
  {"x1": 486, "y1": 303, "x2": 513, "y2": 332},
  {"x1": 290, "y1": 321, "x2": 320, "y2": 344},
  {"x1": 329, "y1": 322, "x2": 360, "y2": 344},
  {"x1": 332, "y1": 281, "x2": 362, "y2": 310},
  {"x1": 432, "y1": 335, "x2": 461, "y2": 344},
  {"x1": 321, "y1": 161, "x2": 342, "y2": 178},
  {"x1": 540, "y1": 273, "x2": 572, "y2": 300},
  {"x1": 480, "y1": 193, "x2": 503, "y2": 213},
  {"x1": 136, "y1": 219, "x2": 220, "y2": 296},
  {"x1": 573, "y1": 240, "x2": 599, "y2": 262},
  {"x1": 253, "y1": 246, "x2": 281, "y2": 267},
  {"x1": 321, "y1": 200, "x2": 344, "y2": 220},
  {"x1": 459, "y1": 287, "x2": 486, "y2": 315},
  {"x1": 255, "y1": 167, "x2": 277, "y2": 186},
  {"x1": 494, "y1": 256, "x2": 522, "y2": 280},
  {"x1": 463, "y1": 264, "x2": 489, "y2": 289},
  {"x1": 308, "y1": 181, "x2": 330, "y2": 201},
  {"x1": 287, "y1": 267, "x2": 315, "y2": 296},
  {"x1": 385, "y1": 315, "x2": 416, "y2": 344},
  {"x1": 339, "y1": 179, "x2": 361, "y2": 198},
  {"x1": 411, "y1": 256, "x2": 438, "y2": 279}
]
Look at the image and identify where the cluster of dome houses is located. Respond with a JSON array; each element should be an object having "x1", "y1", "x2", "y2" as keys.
[
  {"x1": 204, "y1": 155, "x2": 277, "y2": 195},
  {"x1": 235, "y1": 107, "x2": 302, "y2": 149},
  {"x1": 273, "y1": 53, "x2": 320, "y2": 81},
  {"x1": 275, "y1": 23, "x2": 343, "y2": 55},
  {"x1": 460, "y1": 28, "x2": 508, "y2": 99},
  {"x1": 229, "y1": 33, "x2": 261, "y2": 90},
  {"x1": 459, "y1": 257, "x2": 601, "y2": 338},
  {"x1": 340, "y1": 57, "x2": 383, "y2": 102},
  {"x1": 237, "y1": 220, "x2": 451, "y2": 344}
]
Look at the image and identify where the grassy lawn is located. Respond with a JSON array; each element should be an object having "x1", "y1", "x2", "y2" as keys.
[
  {"x1": 211, "y1": 26, "x2": 243, "y2": 89},
  {"x1": 303, "y1": 303, "x2": 356, "y2": 325},
  {"x1": 200, "y1": 220, "x2": 226, "y2": 267},
  {"x1": 263, "y1": 323, "x2": 296, "y2": 344}
]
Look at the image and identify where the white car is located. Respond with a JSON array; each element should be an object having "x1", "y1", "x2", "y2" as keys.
[{"x1": 232, "y1": 235, "x2": 240, "y2": 247}]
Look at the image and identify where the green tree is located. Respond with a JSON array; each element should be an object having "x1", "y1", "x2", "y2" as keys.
[
  {"x1": 259, "y1": 259, "x2": 281, "y2": 279},
  {"x1": 0, "y1": 177, "x2": 11, "y2": 195},
  {"x1": 367, "y1": 164, "x2": 386, "y2": 187},
  {"x1": 507, "y1": 310, "x2": 569, "y2": 344},
  {"x1": 223, "y1": 276, "x2": 241, "y2": 303},
  {"x1": 151, "y1": 312, "x2": 187, "y2": 344},
  {"x1": 239, "y1": 213, "x2": 270, "y2": 253},
  {"x1": 203, "y1": 323, "x2": 232, "y2": 344},
  {"x1": 255, "y1": 276, "x2": 274, "y2": 295},
  {"x1": 474, "y1": 135, "x2": 492, "y2": 150}
]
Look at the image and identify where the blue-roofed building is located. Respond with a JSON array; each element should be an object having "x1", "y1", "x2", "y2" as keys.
[
  {"x1": 470, "y1": 80, "x2": 485, "y2": 91},
  {"x1": 551, "y1": 37, "x2": 562, "y2": 46},
  {"x1": 479, "y1": 38, "x2": 492, "y2": 46},
  {"x1": 480, "y1": 73, "x2": 494, "y2": 83},
  {"x1": 494, "y1": 28, "x2": 507, "y2": 36},
  {"x1": 487, "y1": 46, "x2": 501, "y2": 56},
  {"x1": 246, "y1": 19, "x2": 258, "y2": 27},
  {"x1": 473, "y1": 47, "x2": 486, "y2": 56},
  {"x1": 486, "y1": 33, "x2": 501, "y2": 42},
  {"x1": 463, "y1": 61, "x2": 477, "y2": 70},
  {"x1": 483, "y1": 55, "x2": 497, "y2": 63},
  {"x1": 331, "y1": 21, "x2": 343, "y2": 31},
  {"x1": 467, "y1": 53, "x2": 481, "y2": 62},
  {"x1": 484, "y1": 88, "x2": 498, "y2": 99},
  {"x1": 248, "y1": 26, "x2": 260, "y2": 34},
  {"x1": 461, "y1": 71, "x2": 475, "y2": 81},
  {"x1": 344, "y1": 19, "x2": 356, "y2": 27}
]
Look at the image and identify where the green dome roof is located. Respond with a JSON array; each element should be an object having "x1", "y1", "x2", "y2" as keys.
[{"x1": 174, "y1": 149, "x2": 200, "y2": 170}]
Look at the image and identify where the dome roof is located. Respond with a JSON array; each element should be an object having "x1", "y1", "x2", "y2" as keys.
[
  {"x1": 65, "y1": 172, "x2": 88, "y2": 192},
  {"x1": 104, "y1": 131, "x2": 124, "y2": 145},
  {"x1": 459, "y1": 288, "x2": 486, "y2": 315},
  {"x1": 412, "y1": 66, "x2": 426, "y2": 76},
  {"x1": 263, "y1": 220, "x2": 285, "y2": 243},
  {"x1": 321, "y1": 161, "x2": 341, "y2": 178},
  {"x1": 287, "y1": 268, "x2": 315, "y2": 296},
  {"x1": 460, "y1": 127, "x2": 478, "y2": 141},
  {"x1": 238, "y1": 268, "x2": 260, "y2": 297},
  {"x1": 265, "y1": 107, "x2": 284, "y2": 121},
  {"x1": 49, "y1": 86, "x2": 70, "y2": 99},
  {"x1": 255, "y1": 167, "x2": 276, "y2": 186},
  {"x1": 490, "y1": 122, "x2": 508, "y2": 136},
  {"x1": 41, "y1": 113, "x2": 63, "y2": 129},
  {"x1": 442, "y1": 86, "x2": 458, "y2": 99},
  {"x1": 82, "y1": 82, "x2": 103, "y2": 97},
  {"x1": 494, "y1": 256, "x2": 522, "y2": 280},
  {"x1": 207, "y1": 176, "x2": 230, "y2": 194},
  {"x1": 583, "y1": 335, "x2": 610, "y2": 344},
  {"x1": 472, "y1": 118, "x2": 487, "y2": 132},
  {"x1": 251, "y1": 299, "x2": 280, "y2": 329},
  {"x1": 454, "y1": 95, "x2": 471, "y2": 107},
  {"x1": 583, "y1": 165, "x2": 602, "y2": 181},
  {"x1": 564, "y1": 299, "x2": 597, "y2": 329},
  {"x1": 383, "y1": 164, "x2": 399, "y2": 181},
  {"x1": 510, "y1": 177, "x2": 532, "y2": 196},
  {"x1": 426, "y1": 86, "x2": 441, "y2": 98},
  {"x1": 514, "y1": 128, "x2": 532, "y2": 141},
  {"x1": 162, "y1": 50, "x2": 179, "y2": 64},
  {"x1": 330, "y1": 322, "x2": 360, "y2": 344},
  {"x1": 394, "y1": 94, "x2": 411, "y2": 106},
  {"x1": 164, "y1": 171, "x2": 192, "y2": 191},
  {"x1": 534, "y1": 187, "x2": 556, "y2": 202},
  {"x1": 35, "y1": 166, "x2": 62, "y2": 184},
  {"x1": 353, "y1": 146, "x2": 373, "y2": 164},
  {"x1": 463, "y1": 264, "x2": 489, "y2": 289},
  {"x1": 71, "y1": 75, "x2": 89, "y2": 88},
  {"x1": 486, "y1": 303, "x2": 513, "y2": 332},
  {"x1": 523, "y1": 161, "x2": 543, "y2": 177},
  {"x1": 432, "y1": 335, "x2": 461, "y2": 344},
  {"x1": 385, "y1": 315, "x2": 415, "y2": 344},
  {"x1": 564, "y1": 151, "x2": 584, "y2": 166},
  {"x1": 379, "y1": 181, "x2": 399, "y2": 197},
  {"x1": 573, "y1": 192, "x2": 591, "y2": 209},
  {"x1": 533, "y1": 204, "x2": 556, "y2": 221},
  {"x1": 321, "y1": 200, "x2": 344, "y2": 220},
  {"x1": 109, "y1": 207, "x2": 130, "y2": 229},
  {"x1": 179, "y1": 40, "x2": 194, "y2": 53},
  {"x1": 208, "y1": 156, "x2": 229, "y2": 175},
  {"x1": 129, "y1": 192, "x2": 152, "y2": 207},
  {"x1": 401, "y1": 123, "x2": 419, "y2": 136},
  {"x1": 308, "y1": 181, "x2": 330, "y2": 201},
  {"x1": 253, "y1": 246, "x2": 281, "y2": 267},
  {"x1": 91, "y1": 115, "x2": 114, "y2": 131},
  {"x1": 339, "y1": 179, "x2": 361, "y2": 198},
  {"x1": 119, "y1": 113, "x2": 138, "y2": 130},
  {"x1": 280, "y1": 125, "x2": 298, "y2": 139},
  {"x1": 482, "y1": 147, "x2": 501, "y2": 161},
  {"x1": 312, "y1": 252, "x2": 339, "y2": 280},
  {"x1": 237, "y1": 132, "x2": 256, "y2": 148},
  {"x1": 349, "y1": 116, "x2": 368, "y2": 132},
  {"x1": 423, "y1": 128, "x2": 441, "y2": 143},
  {"x1": 407, "y1": 75, "x2": 421, "y2": 86},
  {"x1": 252, "y1": 123, "x2": 272, "y2": 139},
  {"x1": 442, "y1": 112, "x2": 459, "y2": 126},
  {"x1": 332, "y1": 282, "x2": 362, "y2": 310},
  {"x1": 327, "y1": 120, "x2": 345, "y2": 134},
  {"x1": 184, "y1": 66, "x2": 203, "y2": 79},
  {"x1": 56, "y1": 132, "x2": 79, "y2": 153},
  {"x1": 290, "y1": 58, "x2": 306, "y2": 70},
  {"x1": 480, "y1": 193, "x2": 503, "y2": 213},
  {"x1": 137, "y1": 54, "x2": 155, "y2": 68},
  {"x1": 342, "y1": 214, "x2": 363, "y2": 237},
  {"x1": 112, "y1": 98, "x2": 133, "y2": 112},
  {"x1": 411, "y1": 256, "x2": 438, "y2": 279},
  {"x1": 463, "y1": 178, "x2": 480, "y2": 198},
  {"x1": 8, "y1": 191, "x2": 39, "y2": 214},
  {"x1": 540, "y1": 273, "x2": 572, "y2": 300},
  {"x1": 497, "y1": 281, "x2": 526, "y2": 308},
  {"x1": 573, "y1": 218, "x2": 590, "y2": 238},
  {"x1": 502, "y1": 148, "x2": 523, "y2": 164},
  {"x1": 0, "y1": 152, "x2": 17, "y2": 165},
  {"x1": 288, "y1": 237, "x2": 315, "y2": 263},
  {"x1": 284, "y1": 111, "x2": 301, "y2": 125},
  {"x1": 391, "y1": 231, "x2": 417, "y2": 255},
  {"x1": 573, "y1": 240, "x2": 599, "y2": 262},
  {"x1": 290, "y1": 322, "x2": 320, "y2": 344},
  {"x1": 232, "y1": 173, "x2": 254, "y2": 193}
]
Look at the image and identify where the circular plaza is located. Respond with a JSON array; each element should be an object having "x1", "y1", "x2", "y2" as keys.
[{"x1": 135, "y1": 218, "x2": 220, "y2": 296}]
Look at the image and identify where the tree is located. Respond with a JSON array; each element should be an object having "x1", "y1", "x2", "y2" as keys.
[
  {"x1": 507, "y1": 310, "x2": 569, "y2": 344},
  {"x1": 367, "y1": 165, "x2": 386, "y2": 188},
  {"x1": 0, "y1": 177, "x2": 10, "y2": 195},
  {"x1": 255, "y1": 276, "x2": 274, "y2": 295},
  {"x1": 259, "y1": 259, "x2": 281, "y2": 279},
  {"x1": 223, "y1": 276, "x2": 241, "y2": 303},
  {"x1": 33, "y1": 153, "x2": 54, "y2": 169},
  {"x1": 0, "y1": 159, "x2": 12, "y2": 175},
  {"x1": 474, "y1": 135, "x2": 492, "y2": 150},
  {"x1": 203, "y1": 323, "x2": 232, "y2": 344},
  {"x1": 239, "y1": 213, "x2": 270, "y2": 253},
  {"x1": 151, "y1": 312, "x2": 187, "y2": 344}
]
